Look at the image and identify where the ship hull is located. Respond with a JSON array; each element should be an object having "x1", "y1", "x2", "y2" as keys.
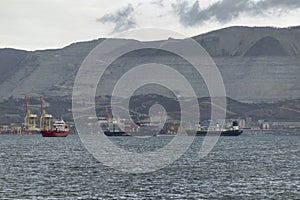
[
  {"x1": 104, "y1": 131, "x2": 131, "y2": 136},
  {"x1": 103, "y1": 130, "x2": 158, "y2": 137},
  {"x1": 186, "y1": 130, "x2": 243, "y2": 136},
  {"x1": 41, "y1": 130, "x2": 69, "y2": 137}
]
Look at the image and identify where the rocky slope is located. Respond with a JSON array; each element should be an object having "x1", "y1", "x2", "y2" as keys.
[{"x1": 0, "y1": 26, "x2": 299, "y2": 103}]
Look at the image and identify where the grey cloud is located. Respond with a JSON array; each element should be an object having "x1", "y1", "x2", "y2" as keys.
[
  {"x1": 150, "y1": 0, "x2": 165, "y2": 7},
  {"x1": 97, "y1": 4, "x2": 136, "y2": 33},
  {"x1": 172, "y1": 0, "x2": 300, "y2": 26}
]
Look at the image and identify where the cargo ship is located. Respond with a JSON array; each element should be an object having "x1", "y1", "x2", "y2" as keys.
[
  {"x1": 186, "y1": 121, "x2": 243, "y2": 136},
  {"x1": 41, "y1": 119, "x2": 70, "y2": 137},
  {"x1": 101, "y1": 119, "x2": 159, "y2": 137},
  {"x1": 103, "y1": 120, "x2": 131, "y2": 136}
]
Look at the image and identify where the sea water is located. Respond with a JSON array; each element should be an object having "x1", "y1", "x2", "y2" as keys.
[{"x1": 0, "y1": 132, "x2": 299, "y2": 199}]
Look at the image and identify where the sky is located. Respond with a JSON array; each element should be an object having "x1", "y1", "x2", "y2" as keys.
[{"x1": 1, "y1": 0, "x2": 300, "y2": 50}]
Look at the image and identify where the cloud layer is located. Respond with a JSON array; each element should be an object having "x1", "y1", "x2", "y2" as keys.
[
  {"x1": 2, "y1": 0, "x2": 300, "y2": 50},
  {"x1": 172, "y1": 0, "x2": 300, "y2": 26},
  {"x1": 150, "y1": 0, "x2": 165, "y2": 7},
  {"x1": 97, "y1": 4, "x2": 136, "y2": 33}
]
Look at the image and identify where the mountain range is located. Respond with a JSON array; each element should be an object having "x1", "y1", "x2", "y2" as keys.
[
  {"x1": 0, "y1": 26, "x2": 299, "y2": 124},
  {"x1": 0, "y1": 26, "x2": 299, "y2": 103}
]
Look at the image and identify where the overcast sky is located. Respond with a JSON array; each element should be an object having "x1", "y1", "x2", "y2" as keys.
[{"x1": 1, "y1": 0, "x2": 300, "y2": 50}]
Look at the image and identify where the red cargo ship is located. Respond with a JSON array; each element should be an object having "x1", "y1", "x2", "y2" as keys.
[{"x1": 41, "y1": 119, "x2": 70, "y2": 137}]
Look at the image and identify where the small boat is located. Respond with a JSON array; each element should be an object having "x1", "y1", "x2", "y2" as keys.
[{"x1": 41, "y1": 119, "x2": 70, "y2": 137}]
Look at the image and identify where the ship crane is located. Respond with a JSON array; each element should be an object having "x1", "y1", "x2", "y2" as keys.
[
  {"x1": 23, "y1": 96, "x2": 38, "y2": 132},
  {"x1": 40, "y1": 96, "x2": 53, "y2": 131},
  {"x1": 105, "y1": 105, "x2": 113, "y2": 122}
]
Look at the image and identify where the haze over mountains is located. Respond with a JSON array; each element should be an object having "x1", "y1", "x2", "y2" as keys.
[{"x1": 0, "y1": 26, "x2": 299, "y2": 103}]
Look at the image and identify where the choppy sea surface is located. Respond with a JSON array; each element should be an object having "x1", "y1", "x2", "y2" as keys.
[{"x1": 0, "y1": 132, "x2": 299, "y2": 199}]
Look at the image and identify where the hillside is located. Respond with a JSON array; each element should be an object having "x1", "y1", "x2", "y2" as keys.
[
  {"x1": 0, "y1": 26, "x2": 299, "y2": 103},
  {"x1": 193, "y1": 26, "x2": 300, "y2": 56},
  {"x1": 0, "y1": 95, "x2": 299, "y2": 126}
]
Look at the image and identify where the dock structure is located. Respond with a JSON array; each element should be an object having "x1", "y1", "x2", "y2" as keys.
[
  {"x1": 23, "y1": 96, "x2": 39, "y2": 133},
  {"x1": 39, "y1": 96, "x2": 53, "y2": 131}
]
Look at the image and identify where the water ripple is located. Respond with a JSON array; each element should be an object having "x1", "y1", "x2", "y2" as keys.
[{"x1": 0, "y1": 134, "x2": 299, "y2": 199}]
